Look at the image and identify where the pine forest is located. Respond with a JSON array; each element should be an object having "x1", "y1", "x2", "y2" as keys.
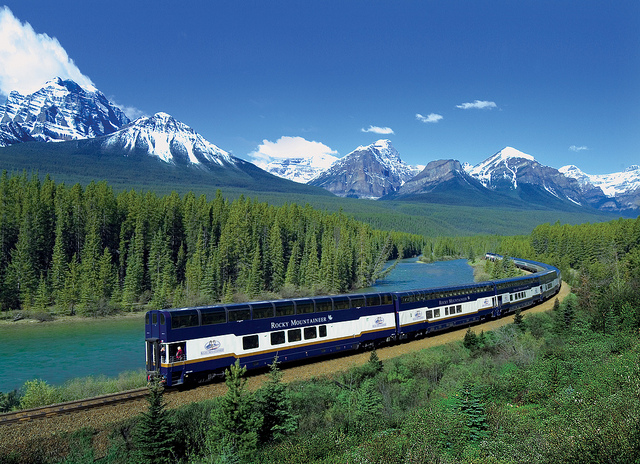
[{"x1": 0, "y1": 172, "x2": 425, "y2": 315}]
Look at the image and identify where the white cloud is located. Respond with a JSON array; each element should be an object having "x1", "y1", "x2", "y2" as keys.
[
  {"x1": 416, "y1": 113, "x2": 443, "y2": 123},
  {"x1": 569, "y1": 145, "x2": 589, "y2": 152},
  {"x1": 249, "y1": 136, "x2": 338, "y2": 167},
  {"x1": 456, "y1": 100, "x2": 497, "y2": 110},
  {"x1": 109, "y1": 98, "x2": 147, "y2": 121},
  {"x1": 0, "y1": 7, "x2": 95, "y2": 96},
  {"x1": 361, "y1": 125, "x2": 394, "y2": 135}
]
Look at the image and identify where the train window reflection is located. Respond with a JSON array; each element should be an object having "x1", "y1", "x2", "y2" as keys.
[
  {"x1": 288, "y1": 329, "x2": 301, "y2": 342},
  {"x1": 271, "y1": 331, "x2": 285, "y2": 345}
]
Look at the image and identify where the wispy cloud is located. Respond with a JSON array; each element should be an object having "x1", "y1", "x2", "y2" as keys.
[
  {"x1": 416, "y1": 113, "x2": 443, "y2": 123},
  {"x1": 248, "y1": 136, "x2": 338, "y2": 167},
  {"x1": 361, "y1": 125, "x2": 394, "y2": 135},
  {"x1": 109, "y1": 98, "x2": 148, "y2": 121},
  {"x1": 0, "y1": 7, "x2": 95, "y2": 96},
  {"x1": 569, "y1": 145, "x2": 589, "y2": 152},
  {"x1": 456, "y1": 100, "x2": 497, "y2": 110}
]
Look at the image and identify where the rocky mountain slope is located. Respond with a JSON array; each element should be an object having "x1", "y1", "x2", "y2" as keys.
[
  {"x1": 0, "y1": 77, "x2": 129, "y2": 146},
  {"x1": 308, "y1": 140, "x2": 420, "y2": 199}
]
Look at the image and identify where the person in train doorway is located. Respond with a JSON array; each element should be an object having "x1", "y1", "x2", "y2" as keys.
[
  {"x1": 176, "y1": 345, "x2": 184, "y2": 361},
  {"x1": 160, "y1": 344, "x2": 166, "y2": 362}
]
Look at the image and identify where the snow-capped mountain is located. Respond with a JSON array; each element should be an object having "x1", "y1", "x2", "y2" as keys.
[
  {"x1": 308, "y1": 140, "x2": 421, "y2": 199},
  {"x1": 463, "y1": 147, "x2": 600, "y2": 208},
  {"x1": 0, "y1": 77, "x2": 129, "y2": 146},
  {"x1": 560, "y1": 164, "x2": 640, "y2": 211},
  {"x1": 100, "y1": 112, "x2": 236, "y2": 167},
  {"x1": 259, "y1": 153, "x2": 339, "y2": 183}
]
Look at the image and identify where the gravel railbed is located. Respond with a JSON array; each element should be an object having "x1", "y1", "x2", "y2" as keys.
[{"x1": 0, "y1": 283, "x2": 569, "y2": 461}]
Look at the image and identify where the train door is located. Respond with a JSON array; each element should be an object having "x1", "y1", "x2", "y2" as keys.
[{"x1": 146, "y1": 338, "x2": 160, "y2": 373}]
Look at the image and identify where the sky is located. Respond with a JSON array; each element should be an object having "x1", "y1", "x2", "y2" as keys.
[{"x1": 0, "y1": 1, "x2": 638, "y2": 175}]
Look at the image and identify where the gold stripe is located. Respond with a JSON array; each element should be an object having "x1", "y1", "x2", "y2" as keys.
[{"x1": 161, "y1": 325, "x2": 395, "y2": 367}]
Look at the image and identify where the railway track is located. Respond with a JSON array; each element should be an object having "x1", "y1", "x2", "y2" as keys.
[{"x1": 0, "y1": 387, "x2": 149, "y2": 425}]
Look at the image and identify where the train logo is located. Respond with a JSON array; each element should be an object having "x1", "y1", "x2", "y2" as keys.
[
  {"x1": 413, "y1": 310, "x2": 422, "y2": 320},
  {"x1": 373, "y1": 316, "x2": 386, "y2": 327},
  {"x1": 203, "y1": 339, "x2": 222, "y2": 352}
]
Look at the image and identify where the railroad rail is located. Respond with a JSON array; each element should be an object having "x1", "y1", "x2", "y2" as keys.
[{"x1": 0, "y1": 387, "x2": 149, "y2": 426}]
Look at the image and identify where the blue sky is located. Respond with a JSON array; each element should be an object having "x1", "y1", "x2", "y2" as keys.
[{"x1": 1, "y1": 1, "x2": 638, "y2": 174}]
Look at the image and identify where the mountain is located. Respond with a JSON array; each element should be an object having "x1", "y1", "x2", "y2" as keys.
[
  {"x1": 0, "y1": 79, "x2": 333, "y2": 197},
  {"x1": 560, "y1": 164, "x2": 640, "y2": 212},
  {"x1": 462, "y1": 147, "x2": 606, "y2": 210},
  {"x1": 99, "y1": 112, "x2": 237, "y2": 168},
  {"x1": 0, "y1": 77, "x2": 129, "y2": 146},
  {"x1": 308, "y1": 140, "x2": 420, "y2": 199},
  {"x1": 382, "y1": 158, "x2": 527, "y2": 207},
  {"x1": 258, "y1": 153, "x2": 339, "y2": 183}
]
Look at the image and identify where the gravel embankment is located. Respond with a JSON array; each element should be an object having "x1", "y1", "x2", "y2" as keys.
[{"x1": 0, "y1": 283, "x2": 570, "y2": 461}]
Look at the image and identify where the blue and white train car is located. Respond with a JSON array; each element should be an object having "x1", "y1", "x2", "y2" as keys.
[
  {"x1": 395, "y1": 282, "x2": 497, "y2": 339},
  {"x1": 145, "y1": 292, "x2": 397, "y2": 386}
]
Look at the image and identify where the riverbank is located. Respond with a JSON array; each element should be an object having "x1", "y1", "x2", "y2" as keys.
[{"x1": 0, "y1": 309, "x2": 146, "y2": 326}]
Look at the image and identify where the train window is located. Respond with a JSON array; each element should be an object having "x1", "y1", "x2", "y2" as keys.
[
  {"x1": 145, "y1": 313, "x2": 150, "y2": 324},
  {"x1": 160, "y1": 313, "x2": 165, "y2": 324},
  {"x1": 171, "y1": 311, "x2": 199, "y2": 329},
  {"x1": 316, "y1": 299, "x2": 332, "y2": 312},
  {"x1": 242, "y1": 335, "x2": 259, "y2": 350},
  {"x1": 288, "y1": 329, "x2": 301, "y2": 343},
  {"x1": 271, "y1": 331, "x2": 285, "y2": 345},
  {"x1": 252, "y1": 303, "x2": 274, "y2": 320},
  {"x1": 295, "y1": 301, "x2": 314, "y2": 314},
  {"x1": 457, "y1": 305, "x2": 462, "y2": 314},
  {"x1": 228, "y1": 305, "x2": 251, "y2": 322},
  {"x1": 152, "y1": 313, "x2": 158, "y2": 325},
  {"x1": 201, "y1": 308, "x2": 226, "y2": 325},
  {"x1": 380, "y1": 294, "x2": 392, "y2": 305},
  {"x1": 319, "y1": 325, "x2": 327, "y2": 337},
  {"x1": 444, "y1": 308, "x2": 449, "y2": 316},
  {"x1": 434, "y1": 308, "x2": 440, "y2": 318},
  {"x1": 274, "y1": 302, "x2": 295, "y2": 317},
  {"x1": 304, "y1": 327, "x2": 317, "y2": 340},
  {"x1": 350, "y1": 297, "x2": 365, "y2": 308},
  {"x1": 426, "y1": 310, "x2": 433, "y2": 319},
  {"x1": 366, "y1": 295, "x2": 381, "y2": 306},
  {"x1": 333, "y1": 297, "x2": 350, "y2": 311}
]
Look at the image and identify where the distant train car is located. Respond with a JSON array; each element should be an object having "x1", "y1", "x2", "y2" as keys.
[{"x1": 146, "y1": 256, "x2": 560, "y2": 386}]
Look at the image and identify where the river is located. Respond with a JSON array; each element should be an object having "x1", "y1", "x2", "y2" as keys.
[{"x1": 1, "y1": 258, "x2": 473, "y2": 392}]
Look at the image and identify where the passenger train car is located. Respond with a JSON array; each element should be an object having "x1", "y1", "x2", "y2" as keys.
[{"x1": 145, "y1": 255, "x2": 560, "y2": 386}]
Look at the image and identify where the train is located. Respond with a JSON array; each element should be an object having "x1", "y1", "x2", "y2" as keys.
[{"x1": 145, "y1": 255, "x2": 561, "y2": 386}]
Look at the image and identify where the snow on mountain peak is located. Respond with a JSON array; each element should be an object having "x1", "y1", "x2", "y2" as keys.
[
  {"x1": 106, "y1": 112, "x2": 233, "y2": 166},
  {"x1": 0, "y1": 77, "x2": 129, "y2": 143},
  {"x1": 561, "y1": 163, "x2": 640, "y2": 197},
  {"x1": 497, "y1": 146, "x2": 535, "y2": 161},
  {"x1": 467, "y1": 147, "x2": 537, "y2": 189}
]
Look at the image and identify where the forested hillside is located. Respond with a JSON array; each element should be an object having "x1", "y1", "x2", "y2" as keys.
[{"x1": 0, "y1": 172, "x2": 424, "y2": 315}]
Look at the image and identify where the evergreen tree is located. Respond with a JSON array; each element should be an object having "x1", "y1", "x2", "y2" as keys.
[
  {"x1": 255, "y1": 357, "x2": 298, "y2": 443},
  {"x1": 60, "y1": 255, "x2": 81, "y2": 316},
  {"x1": 463, "y1": 328, "x2": 479, "y2": 352},
  {"x1": 355, "y1": 378, "x2": 384, "y2": 434},
  {"x1": 134, "y1": 380, "x2": 174, "y2": 464},
  {"x1": 207, "y1": 360, "x2": 262, "y2": 462},
  {"x1": 245, "y1": 243, "x2": 263, "y2": 297},
  {"x1": 284, "y1": 241, "x2": 301, "y2": 288},
  {"x1": 368, "y1": 349, "x2": 383, "y2": 373},
  {"x1": 267, "y1": 221, "x2": 285, "y2": 292},
  {"x1": 513, "y1": 308, "x2": 525, "y2": 332}
]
